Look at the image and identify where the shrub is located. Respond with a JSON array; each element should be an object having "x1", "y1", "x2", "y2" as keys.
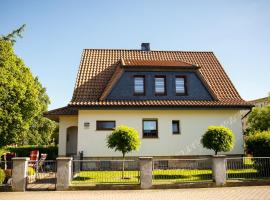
[
  {"x1": 246, "y1": 130, "x2": 270, "y2": 176},
  {"x1": 0, "y1": 169, "x2": 5, "y2": 184},
  {"x1": 28, "y1": 167, "x2": 36, "y2": 176},
  {"x1": 6, "y1": 145, "x2": 58, "y2": 160},
  {"x1": 245, "y1": 130, "x2": 270, "y2": 157},
  {"x1": 201, "y1": 126, "x2": 235, "y2": 155}
]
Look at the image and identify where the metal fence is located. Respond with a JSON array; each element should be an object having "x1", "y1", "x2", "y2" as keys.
[
  {"x1": 71, "y1": 159, "x2": 140, "y2": 185},
  {"x1": 152, "y1": 158, "x2": 213, "y2": 184},
  {"x1": 226, "y1": 157, "x2": 270, "y2": 180},
  {"x1": 0, "y1": 161, "x2": 13, "y2": 185},
  {"x1": 26, "y1": 160, "x2": 57, "y2": 190}
]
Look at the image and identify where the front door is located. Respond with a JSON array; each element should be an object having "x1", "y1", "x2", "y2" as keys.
[{"x1": 66, "y1": 126, "x2": 78, "y2": 156}]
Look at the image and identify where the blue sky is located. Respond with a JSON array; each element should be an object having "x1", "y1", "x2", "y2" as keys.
[{"x1": 1, "y1": 0, "x2": 269, "y2": 109}]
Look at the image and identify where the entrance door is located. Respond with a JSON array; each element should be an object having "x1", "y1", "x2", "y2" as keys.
[{"x1": 66, "y1": 126, "x2": 78, "y2": 156}]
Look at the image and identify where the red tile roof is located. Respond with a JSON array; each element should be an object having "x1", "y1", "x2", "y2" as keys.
[
  {"x1": 121, "y1": 59, "x2": 197, "y2": 68},
  {"x1": 44, "y1": 106, "x2": 78, "y2": 121},
  {"x1": 68, "y1": 49, "x2": 251, "y2": 108}
]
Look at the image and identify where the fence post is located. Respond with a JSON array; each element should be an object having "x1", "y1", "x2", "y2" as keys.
[
  {"x1": 139, "y1": 157, "x2": 153, "y2": 189},
  {"x1": 212, "y1": 155, "x2": 226, "y2": 186},
  {"x1": 56, "y1": 157, "x2": 72, "y2": 190},
  {"x1": 12, "y1": 157, "x2": 29, "y2": 192}
]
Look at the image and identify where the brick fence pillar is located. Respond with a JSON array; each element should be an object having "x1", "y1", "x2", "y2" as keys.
[
  {"x1": 139, "y1": 157, "x2": 153, "y2": 189},
  {"x1": 56, "y1": 157, "x2": 72, "y2": 190},
  {"x1": 12, "y1": 157, "x2": 29, "y2": 192},
  {"x1": 212, "y1": 155, "x2": 227, "y2": 186}
]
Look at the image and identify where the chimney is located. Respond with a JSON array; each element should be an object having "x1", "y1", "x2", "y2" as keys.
[{"x1": 141, "y1": 43, "x2": 150, "y2": 51}]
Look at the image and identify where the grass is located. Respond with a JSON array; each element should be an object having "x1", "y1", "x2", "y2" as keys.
[
  {"x1": 71, "y1": 170, "x2": 140, "y2": 185},
  {"x1": 153, "y1": 169, "x2": 212, "y2": 183},
  {"x1": 71, "y1": 167, "x2": 270, "y2": 185}
]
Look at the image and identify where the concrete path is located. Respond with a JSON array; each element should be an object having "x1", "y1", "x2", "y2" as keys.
[{"x1": 1, "y1": 186, "x2": 270, "y2": 200}]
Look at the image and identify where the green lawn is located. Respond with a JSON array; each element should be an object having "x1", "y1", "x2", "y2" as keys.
[
  {"x1": 71, "y1": 168, "x2": 270, "y2": 185},
  {"x1": 71, "y1": 170, "x2": 140, "y2": 185}
]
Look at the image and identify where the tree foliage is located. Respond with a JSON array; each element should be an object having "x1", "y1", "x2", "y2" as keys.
[
  {"x1": 201, "y1": 126, "x2": 235, "y2": 155},
  {"x1": 247, "y1": 106, "x2": 270, "y2": 132},
  {"x1": 1, "y1": 24, "x2": 26, "y2": 45},
  {"x1": 0, "y1": 26, "x2": 56, "y2": 147},
  {"x1": 107, "y1": 125, "x2": 140, "y2": 178},
  {"x1": 107, "y1": 125, "x2": 141, "y2": 156}
]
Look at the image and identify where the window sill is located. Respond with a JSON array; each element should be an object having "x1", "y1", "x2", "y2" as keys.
[
  {"x1": 176, "y1": 93, "x2": 187, "y2": 96},
  {"x1": 142, "y1": 136, "x2": 159, "y2": 139},
  {"x1": 134, "y1": 93, "x2": 145, "y2": 96}
]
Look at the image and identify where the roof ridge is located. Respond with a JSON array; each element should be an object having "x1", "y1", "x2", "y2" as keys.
[{"x1": 83, "y1": 48, "x2": 214, "y2": 53}]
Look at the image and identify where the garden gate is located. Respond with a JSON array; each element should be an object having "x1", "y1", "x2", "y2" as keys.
[{"x1": 26, "y1": 160, "x2": 57, "y2": 191}]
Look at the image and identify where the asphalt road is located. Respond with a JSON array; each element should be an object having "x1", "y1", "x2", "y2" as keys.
[{"x1": 1, "y1": 186, "x2": 270, "y2": 200}]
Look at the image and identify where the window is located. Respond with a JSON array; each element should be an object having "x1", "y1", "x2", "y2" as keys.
[
  {"x1": 143, "y1": 119, "x2": 158, "y2": 138},
  {"x1": 96, "y1": 121, "x2": 116, "y2": 130},
  {"x1": 175, "y1": 76, "x2": 187, "y2": 95},
  {"x1": 155, "y1": 76, "x2": 166, "y2": 95},
  {"x1": 172, "y1": 120, "x2": 180, "y2": 134},
  {"x1": 134, "y1": 76, "x2": 145, "y2": 95}
]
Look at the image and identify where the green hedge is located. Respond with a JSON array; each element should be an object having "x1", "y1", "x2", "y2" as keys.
[
  {"x1": 246, "y1": 131, "x2": 270, "y2": 175},
  {"x1": 6, "y1": 145, "x2": 58, "y2": 160},
  {"x1": 246, "y1": 130, "x2": 270, "y2": 157}
]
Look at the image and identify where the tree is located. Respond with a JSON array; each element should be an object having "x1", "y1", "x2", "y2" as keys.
[
  {"x1": 0, "y1": 26, "x2": 56, "y2": 147},
  {"x1": 247, "y1": 106, "x2": 270, "y2": 132},
  {"x1": 107, "y1": 125, "x2": 141, "y2": 178},
  {"x1": 1, "y1": 24, "x2": 26, "y2": 45},
  {"x1": 201, "y1": 126, "x2": 235, "y2": 155}
]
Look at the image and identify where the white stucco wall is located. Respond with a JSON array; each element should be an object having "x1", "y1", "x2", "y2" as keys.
[
  {"x1": 58, "y1": 116, "x2": 78, "y2": 156},
  {"x1": 58, "y1": 109, "x2": 244, "y2": 157}
]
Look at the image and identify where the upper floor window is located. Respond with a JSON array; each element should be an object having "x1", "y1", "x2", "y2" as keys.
[
  {"x1": 143, "y1": 119, "x2": 158, "y2": 138},
  {"x1": 134, "y1": 76, "x2": 145, "y2": 95},
  {"x1": 172, "y1": 120, "x2": 180, "y2": 134},
  {"x1": 175, "y1": 76, "x2": 187, "y2": 95},
  {"x1": 155, "y1": 76, "x2": 166, "y2": 95}
]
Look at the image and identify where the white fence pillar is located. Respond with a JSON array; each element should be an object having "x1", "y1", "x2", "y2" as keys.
[
  {"x1": 139, "y1": 157, "x2": 153, "y2": 189},
  {"x1": 12, "y1": 157, "x2": 29, "y2": 192},
  {"x1": 56, "y1": 157, "x2": 72, "y2": 190},
  {"x1": 212, "y1": 155, "x2": 227, "y2": 186}
]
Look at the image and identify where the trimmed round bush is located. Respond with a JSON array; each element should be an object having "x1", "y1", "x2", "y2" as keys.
[
  {"x1": 201, "y1": 126, "x2": 235, "y2": 155},
  {"x1": 0, "y1": 169, "x2": 5, "y2": 184}
]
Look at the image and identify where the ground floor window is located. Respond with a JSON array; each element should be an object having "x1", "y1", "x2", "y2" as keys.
[
  {"x1": 143, "y1": 119, "x2": 158, "y2": 138},
  {"x1": 96, "y1": 121, "x2": 116, "y2": 130}
]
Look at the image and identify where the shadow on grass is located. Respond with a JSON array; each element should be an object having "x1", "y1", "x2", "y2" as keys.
[
  {"x1": 227, "y1": 172, "x2": 270, "y2": 179},
  {"x1": 73, "y1": 176, "x2": 92, "y2": 181},
  {"x1": 153, "y1": 174, "x2": 190, "y2": 179}
]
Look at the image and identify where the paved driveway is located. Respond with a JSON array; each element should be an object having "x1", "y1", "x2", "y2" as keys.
[{"x1": 1, "y1": 186, "x2": 270, "y2": 200}]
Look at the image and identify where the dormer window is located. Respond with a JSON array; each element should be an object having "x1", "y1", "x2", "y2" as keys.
[
  {"x1": 155, "y1": 76, "x2": 166, "y2": 95},
  {"x1": 134, "y1": 75, "x2": 145, "y2": 95},
  {"x1": 175, "y1": 76, "x2": 187, "y2": 95}
]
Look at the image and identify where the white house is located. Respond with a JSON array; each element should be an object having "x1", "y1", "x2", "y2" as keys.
[{"x1": 46, "y1": 43, "x2": 253, "y2": 158}]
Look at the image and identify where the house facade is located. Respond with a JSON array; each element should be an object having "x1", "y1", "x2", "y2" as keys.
[{"x1": 46, "y1": 43, "x2": 253, "y2": 158}]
